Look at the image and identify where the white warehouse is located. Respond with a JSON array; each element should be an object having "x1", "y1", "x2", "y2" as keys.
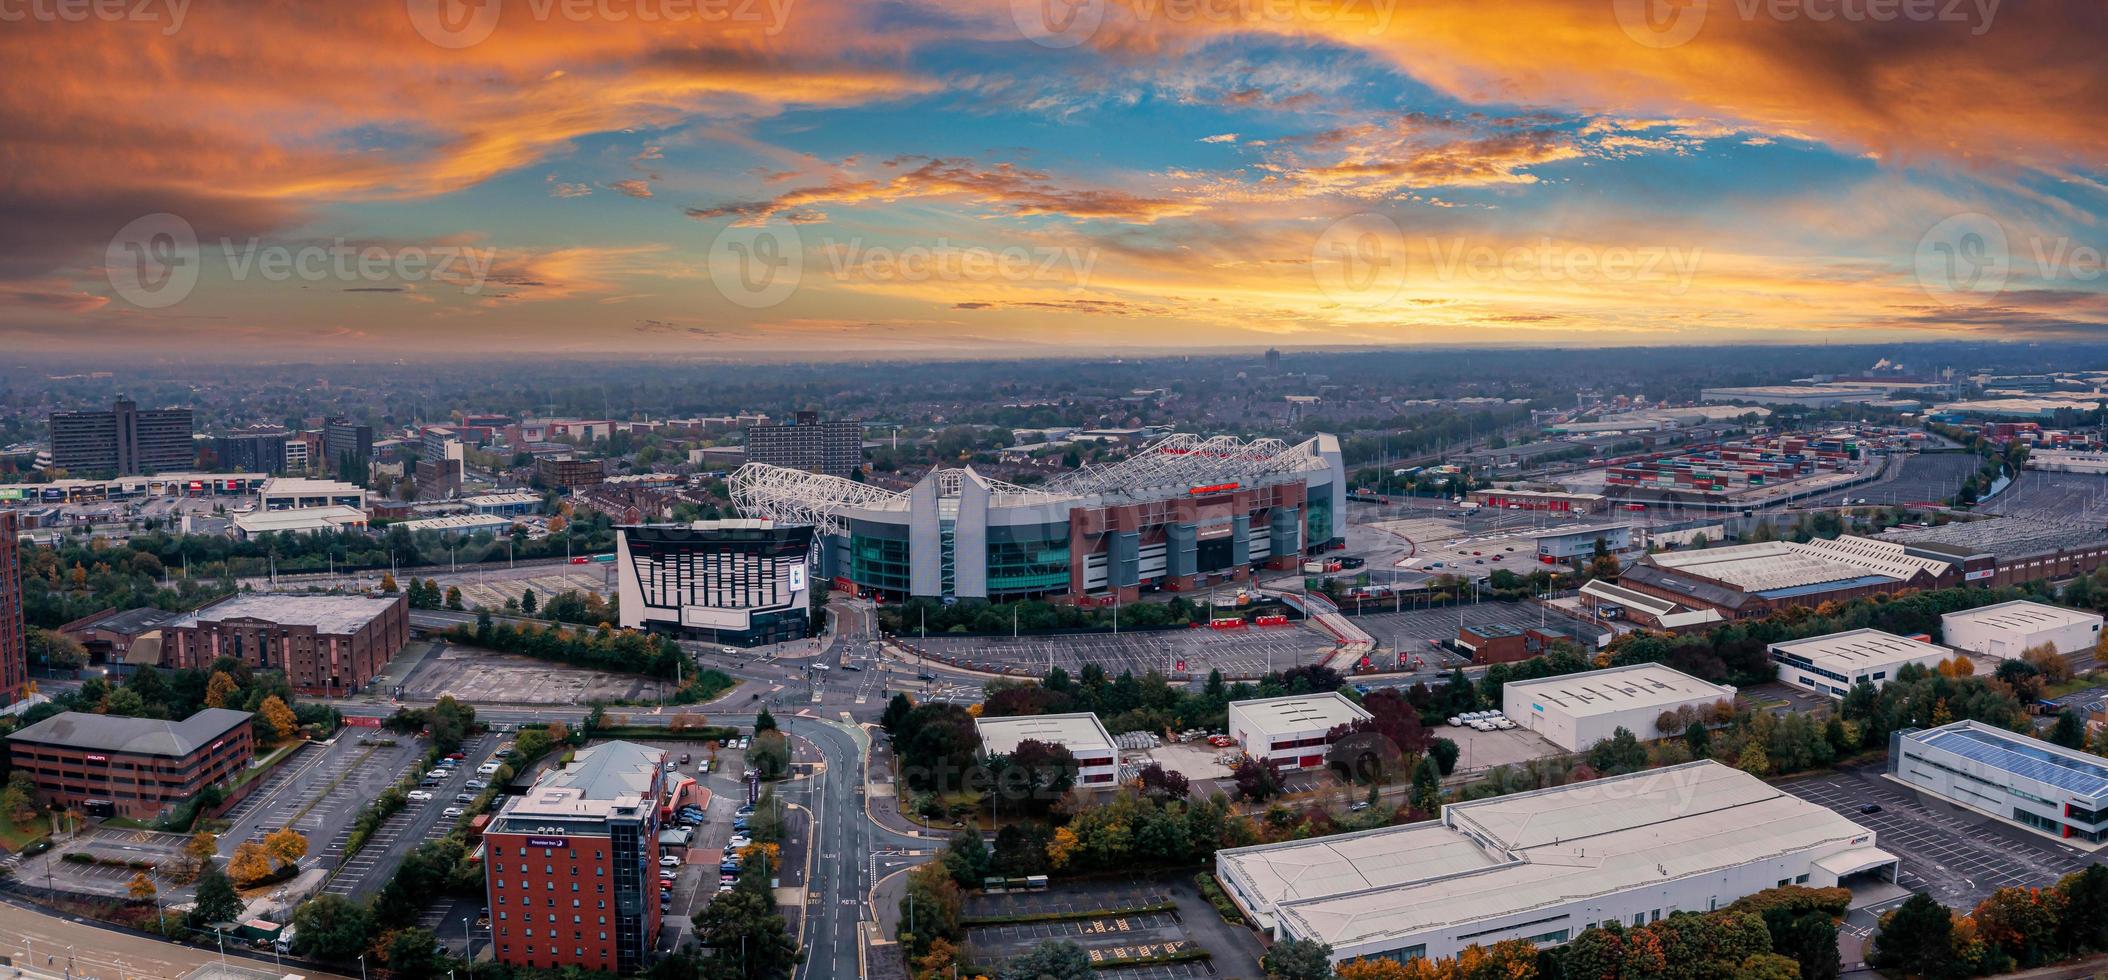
[
  {"x1": 1768, "y1": 629, "x2": 1953, "y2": 698},
  {"x1": 1216, "y1": 761, "x2": 1896, "y2": 966},
  {"x1": 1228, "y1": 693, "x2": 1374, "y2": 770},
  {"x1": 1502, "y1": 664, "x2": 1736, "y2": 752},
  {"x1": 1941, "y1": 600, "x2": 2103, "y2": 659},
  {"x1": 973, "y1": 712, "x2": 1119, "y2": 789}
]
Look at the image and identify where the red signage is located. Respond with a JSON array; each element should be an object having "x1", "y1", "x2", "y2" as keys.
[
  {"x1": 85, "y1": 754, "x2": 107, "y2": 763},
  {"x1": 345, "y1": 715, "x2": 382, "y2": 728},
  {"x1": 1188, "y1": 482, "x2": 1240, "y2": 495}
]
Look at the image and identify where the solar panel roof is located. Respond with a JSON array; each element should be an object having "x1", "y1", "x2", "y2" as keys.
[{"x1": 1919, "y1": 723, "x2": 2108, "y2": 798}]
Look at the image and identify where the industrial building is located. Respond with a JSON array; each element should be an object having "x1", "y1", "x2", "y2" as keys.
[
  {"x1": 615, "y1": 521, "x2": 816, "y2": 647},
  {"x1": 1466, "y1": 489, "x2": 1607, "y2": 514},
  {"x1": 1612, "y1": 537, "x2": 1956, "y2": 622},
  {"x1": 1456, "y1": 624, "x2": 1565, "y2": 665},
  {"x1": 1878, "y1": 517, "x2": 2108, "y2": 589},
  {"x1": 463, "y1": 491, "x2": 543, "y2": 517},
  {"x1": 5, "y1": 708, "x2": 254, "y2": 820},
  {"x1": 258, "y1": 477, "x2": 368, "y2": 511},
  {"x1": 162, "y1": 593, "x2": 408, "y2": 696},
  {"x1": 1532, "y1": 524, "x2": 1632, "y2": 561},
  {"x1": 232, "y1": 505, "x2": 370, "y2": 539},
  {"x1": 50, "y1": 398, "x2": 195, "y2": 476},
  {"x1": 1501, "y1": 664, "x2": 1736, "y2": 751},
  {"x1": 1216, "y1": 762, "x2": 1895, "y2": 965},
  {"x1": 743, "y1": 411, "x2": 862, "y2": 477},
  {"x1": 1698, "y1": 385, "x2": 1903, "y2": 408},
  {"x1": 1576, "y1": 580, "x2": 1724, "y2": 631},
  {"x1": 973, "y1": 713, "x2": 1118, "y2": 788},
  {"x1": 394, "y1": 513, "x2": 515, "y2": 538},
  {"x1": 1227, "y1": 693, "x2": 1372, "y2": 770},
  {"x1": 1941, "y1": 600, "x2": 2103, "y2": 659},
  {"x1": 1767, "y1": 629, "x2": 1952, "y2": 698},
  {"x1": 732, "y1": 433, "x2": 1346, "y2": 603},
  {"x1": 486, "y1": 741, "x2": 670, "y2": 972},
  {"x1": 1892, "y1": 720, "x2": 2108, "y2": 847}
]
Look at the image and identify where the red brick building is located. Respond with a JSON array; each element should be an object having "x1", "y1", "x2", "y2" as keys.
[
  {"x1": 486, "y1": 741, "x2": 667, "y2": 973},
  {"x1": 162, "y1": 593, "x2": 407, "y2": 696},
  {"x1": 0, "y1": 511, "x2": 23, "y2": 707},
  {"x1": 5, "y1": 708, "x2": 254, "y2": 819}
]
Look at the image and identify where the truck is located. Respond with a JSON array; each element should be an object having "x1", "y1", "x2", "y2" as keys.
[{"x1": 1302, "y1": 561, "x2": 1326, "y2": 574}]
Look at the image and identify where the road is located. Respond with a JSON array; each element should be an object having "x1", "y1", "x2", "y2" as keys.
[{"x1": 0, "y1": 894, "x2": 355, "y2": 980}]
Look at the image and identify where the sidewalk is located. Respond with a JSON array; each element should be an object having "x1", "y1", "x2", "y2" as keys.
[{"x1": 862, "y1": 729, "x2": 942, "y2": 840}]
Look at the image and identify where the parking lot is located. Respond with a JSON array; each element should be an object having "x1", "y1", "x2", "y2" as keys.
[
  {"x1": 1351, "y1": 600, "x2": 1610, "y2": 668},
  {"x1": 400, "y1": 642, "x2": 665, "y2": 704},
  {"x1": 1984, "y1": 470, "x2": 2108, "y2": 523},
  {"x1": 325, "y1": 732, "x2": 500, "y2": 900},
  {"x1": 1780, "y1": 764, "x2": 2093, "y2": 909},
  {"x1": 14, "y1": 827, "x2": 201, "y2": 900},
  {"x1": 913, "y1": 624, "x2": 1331, "y2": 681},
  {"x1": 450, "y1": 568, "x2": 614, "y2": 612},
  {"x1": 960, "y1": 876, "x2": 1260, "y2": 978},
  {"x1": 222, "y1": 732, "x2": 427, "y2": 866},
  {"x1": 1868, "y1": 452, "x2": 1981, "y2": 507}
]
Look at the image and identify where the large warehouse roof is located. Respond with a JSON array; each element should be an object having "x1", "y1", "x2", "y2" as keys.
[
  {"x1": 1271, "y1": 763, "x2": 1884, "y2": 949},
  {"x1": 1218, "y1": 823, "x2": 1499, "y2": 915},
  {"x1": 169, "y1": 593, "x2": 400, "y2": 635},
  {"x1": 974, "y1": 713, "x2": 1115, "y2": 758},
  {"x1": 1231, "y1": 693, "x2": 1372, "y2": 735},
  {"x1": 1503, "y1": 664, "x2": 1734, "y2": 719},
  {"x1": 1768, "y1": 628, "x2": 1949, "y2": 673},
  {"x1": 1942, "y1": 599, "x2": 2102, "y2": 632},
  {"x1": 1880, "y1": 516, "x2": 2108, "y2": 562},
  {"x1": 1649, "y1": 541, "x2": 1894, "y2": 593}
]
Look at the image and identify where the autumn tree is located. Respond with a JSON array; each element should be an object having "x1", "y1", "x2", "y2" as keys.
[
  {"x1": 260, "y1": 695, "x2": 300, "y2": 741},
  {"x1": 228, "y1": 840, "x2": 274, "y2": 885},
  {"x1": 264, "y1": 827, "x2": 309, "y2": 869},
  {"x1": 173, "y1": 831, "x2": 218, "y2": 883},
  {"x1": 379, "y1": 572, "x2": 399, "y2": 594},
  {"x1": 127, "y1": 871, "x2": 157, "y2": 902},
  {"x1": 204, "y1": 671, "x2": 239, "y2": 709}
]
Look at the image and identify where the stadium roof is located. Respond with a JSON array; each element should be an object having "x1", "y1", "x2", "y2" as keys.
[
  {"x1": 7, "y1": 708, "x2": 252, "y2": 757},
  {"x1": 1912, "y1": 721, "x2": 2108, "y2": 801},
  {"x1": 731, "y1": 432, "x2": 1338, "y2": 532},
  {"x1": 974, "y1": 712, "x2": 1115, "y2": 758},
  {"x1": 1230, "y1": 693, "x2": 1372, "y2": 735},
  {"x1": 169, "y1": 593, "x2": 400, "y2": 635},
  {"x1": 1269, "y1": 762, "x2": 1886, "y2": 949},
  {"x1": 1501, "y1": 664, "x2": 1735, "y2": 719}
]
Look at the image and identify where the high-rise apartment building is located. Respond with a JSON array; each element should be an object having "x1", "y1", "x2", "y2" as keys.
[
  {"x1": 322, "y1": 417, "x2": 374, "y2": 477},
  {"x1": 743, "y1": 411, "x2": 860, "y2": 477},
  {"x1": 212, "y1": 426, "x2": 290, "y2": 474},
  {"x1": 0, "y1": 512, "x2": 23, "y2": 707},
  {"x1": 49, "y1": 398, "x2": 194, "y2": 475}
]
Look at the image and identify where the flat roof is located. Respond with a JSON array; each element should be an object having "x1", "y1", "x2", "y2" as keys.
[
  {"x1": 259, "y1": 477, "x2": 365, "y2": 495},
  {"x1": 974, "y1": 712, "x2": 1115, "y2": 757},
  {"x1": 1219, "y1": 822, "x2": 1500, "y2": 913},
  {"x1": 1910, "y1": 720, "x2": 2108, "y2": 800},
  {"x1": 1502, "y1": 663, "x2": 1734, "y2": 718},
  {"x1": 1272, "y1": 762, "x2": 1883, "y2": 949},
  {"x1": 232, "y1": 505, "x2": 367, "y2": 532},
  {"x1": 1880, "y1": 516, "x2": 2108, "y2": 562},
  {"x1": 1230, "y1": 693, "x2": 1373, "y2": 735},
  {"x1": 1649, "y1": 541, "x2": 1899, "y2": 593},
  {"x1": 395, "y1": 514, "x2": 514, "y2": 532},
  {"x1": 1768, "y1": 628, "x2": 1948, "y2": 672},
  {"x1": 7, "y1": 708, "x2": 252, "y2": 757},
  {"x1": 461, "y1": 491, "x2": 541, "y2": 506},
  {"x1": 170, "y1": 593, "x2": 400, "y2": 635},
  {"x1": 1942, "y1": 599, "x2": 2103, "y2": 632}
]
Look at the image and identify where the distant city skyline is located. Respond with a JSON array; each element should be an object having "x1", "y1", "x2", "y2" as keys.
[{"x1": 1, "y1": 3, "x2": 2103, "y2": 355}]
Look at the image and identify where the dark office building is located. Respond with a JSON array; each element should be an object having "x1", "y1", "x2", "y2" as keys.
[
  {"x1": 213, "y1": 427, "x2": 290, "y2": 474},
  {"x1": 5, "y1": 708, "x2": 254, "y2": 820},
  {"x1": 743, "y1": 411, "x2": 861, "y2": 477},
  {"x1": 0, "y1": 512, "x2": 23, "y2": 708},
  {"x1": 49, "y1": 398, "x2": 194, "y2": 475},
  {"x1": 323, "y1": 417, "x2": 374, "y2": 476}
]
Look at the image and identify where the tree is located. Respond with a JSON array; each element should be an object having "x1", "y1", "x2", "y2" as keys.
[
  {"x1": 264, "y1": 826, "x2": 309, "y2": 869},
  {"x1": 1685, "y1": 720, "x2": 1712, "y2": 758},
  {"x1": 520, "y1": 588, "x2": 538, "y2": 614},
  {"x1": 444, "y1": 586, "x2": 464, "y2": 610},
  {"x1": 2057, "y1": 864, "x2": 2108, "y2": 954},
  {"x1": 1411, "y1": 754, "x2": 1443, "y2": 815},
  {"x1": 1973, "y1": 886, "x2": 2060, "y2": 967},
  {"x1": 1000, "y1": 940, "x2": 1092, "y2": 980},
  {"x1": 379, "y1": 572, "x2": 399, "y2": 594},
  {"x1": 228, "y1": 840, "x2": 274, "y2": 885},
  {"x1": 291, "y1": 894, "x2": 373, "y2": 961},
  {"x1": 882, "y1": 693, "x2": 914, "y2": 734},
  {"x1": 260, "y1": 695, "x2": 300, "y2": 741},
  {"x1": 944, "y1": 831, "x2": 992, "y2": 890},
  {"x1": 1261, "y1": 938, "x2": 1335, "y2": 980},
  {"x1": 755, "y1": 707, "x2": 779, "y2": 732},
  {"x1": 127, "y1": 871, "x2": 157, "y2": 902},
  {"x1": 386, "y1": 927, "x2": 445, "y2": 980},
  {"x1": 1231, "y1": 756, "x2": 1285, "y2": 803},
  {"x1": 1737, "y1": 740, "x2": 1772, "y2": 777},
  {"x1": 1870, "y1": 893, "x2": 1956, "y2": 979},
  {"x1": 2, "y1": 771, "x2": 36, "y2": 825},
  {"x1": 175, "y1": 831, "x2": 218, "y2": 883},
  {"x1": 1587, "y1": 727, "x2": 1648, "y2": 776},
  {"x1": 2051, "y1": 710, "x2": 2087, "y2": 750},
  {"x1": 190, "y1": 866, "x2": 243, "y2": 925},
  {"x1": 1428, "y1": 737, "x2": 1460, "y2": 776},
  {"x1": 1736, "y1": 953, "x2": 1803, "y2": 980},
  {"x1": 749, "y1": 729, "x2": 792, "y2": 780},
  {"x1": 204, "y1": 670, "x2": 239, "y2": 709}
]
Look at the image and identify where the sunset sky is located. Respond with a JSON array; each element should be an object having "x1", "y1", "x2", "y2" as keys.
[{"x1": 2, "y1": 0, "x2": 2104, "y2": 357}]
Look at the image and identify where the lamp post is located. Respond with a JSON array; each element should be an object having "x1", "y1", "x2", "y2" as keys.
[{"x1": 464, "y1": 916, "x2": 475, "y2": 980}]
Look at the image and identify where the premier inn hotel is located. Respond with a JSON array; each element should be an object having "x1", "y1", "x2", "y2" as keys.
[{"x1": 5, "y1": 708, "x2": 255, "y2": 820}]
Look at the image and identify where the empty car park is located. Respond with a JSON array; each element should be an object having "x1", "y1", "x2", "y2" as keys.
[{"x1": 914, "y1": 625, "x2": 1330, "y2": 681}]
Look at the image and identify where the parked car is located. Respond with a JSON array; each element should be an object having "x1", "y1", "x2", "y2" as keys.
[
  {"x1": 442, "y1": 807, "x2": 465, "y2": 818},
  {"x1": 1859, "y1": 803, "x2": 1883, "y2": 814},
  {"x1": 445, "y1": 752, "x2": 467, "y2": 760},
  {"x1": 659, "y1": 870, "x2": 678, "y2": 881},
  {"x1": 465, "y1": 779, "x2": 488, "y2": 789},
  {"x1": 680, "y1": 753, "x2": 691, "y2": 764},
  {"x1": 660, "y1": 856, "x2": 683, "y2": 868},
  {"x1": 407, "y1": 790, "x2": 434, "y2": 802},
  {"x1": 426, "y1": 769, "x2": 452, "y2": 780},
  {"x1": 455, "y1": 792, "x2": 475, "y2": 803}
]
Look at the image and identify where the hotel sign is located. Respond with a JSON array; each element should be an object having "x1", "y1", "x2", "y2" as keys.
[
  {"x1": 527, "y1": 836, "x2": 569, "y2": 849},
  {"x1": 85, "y1": 754, "x2": 107, "y2": 763}
]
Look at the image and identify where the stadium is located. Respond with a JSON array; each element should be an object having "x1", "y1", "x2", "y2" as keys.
[{"x1": 730, "y1": 433, "x2": 1346, "y2": 603}]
